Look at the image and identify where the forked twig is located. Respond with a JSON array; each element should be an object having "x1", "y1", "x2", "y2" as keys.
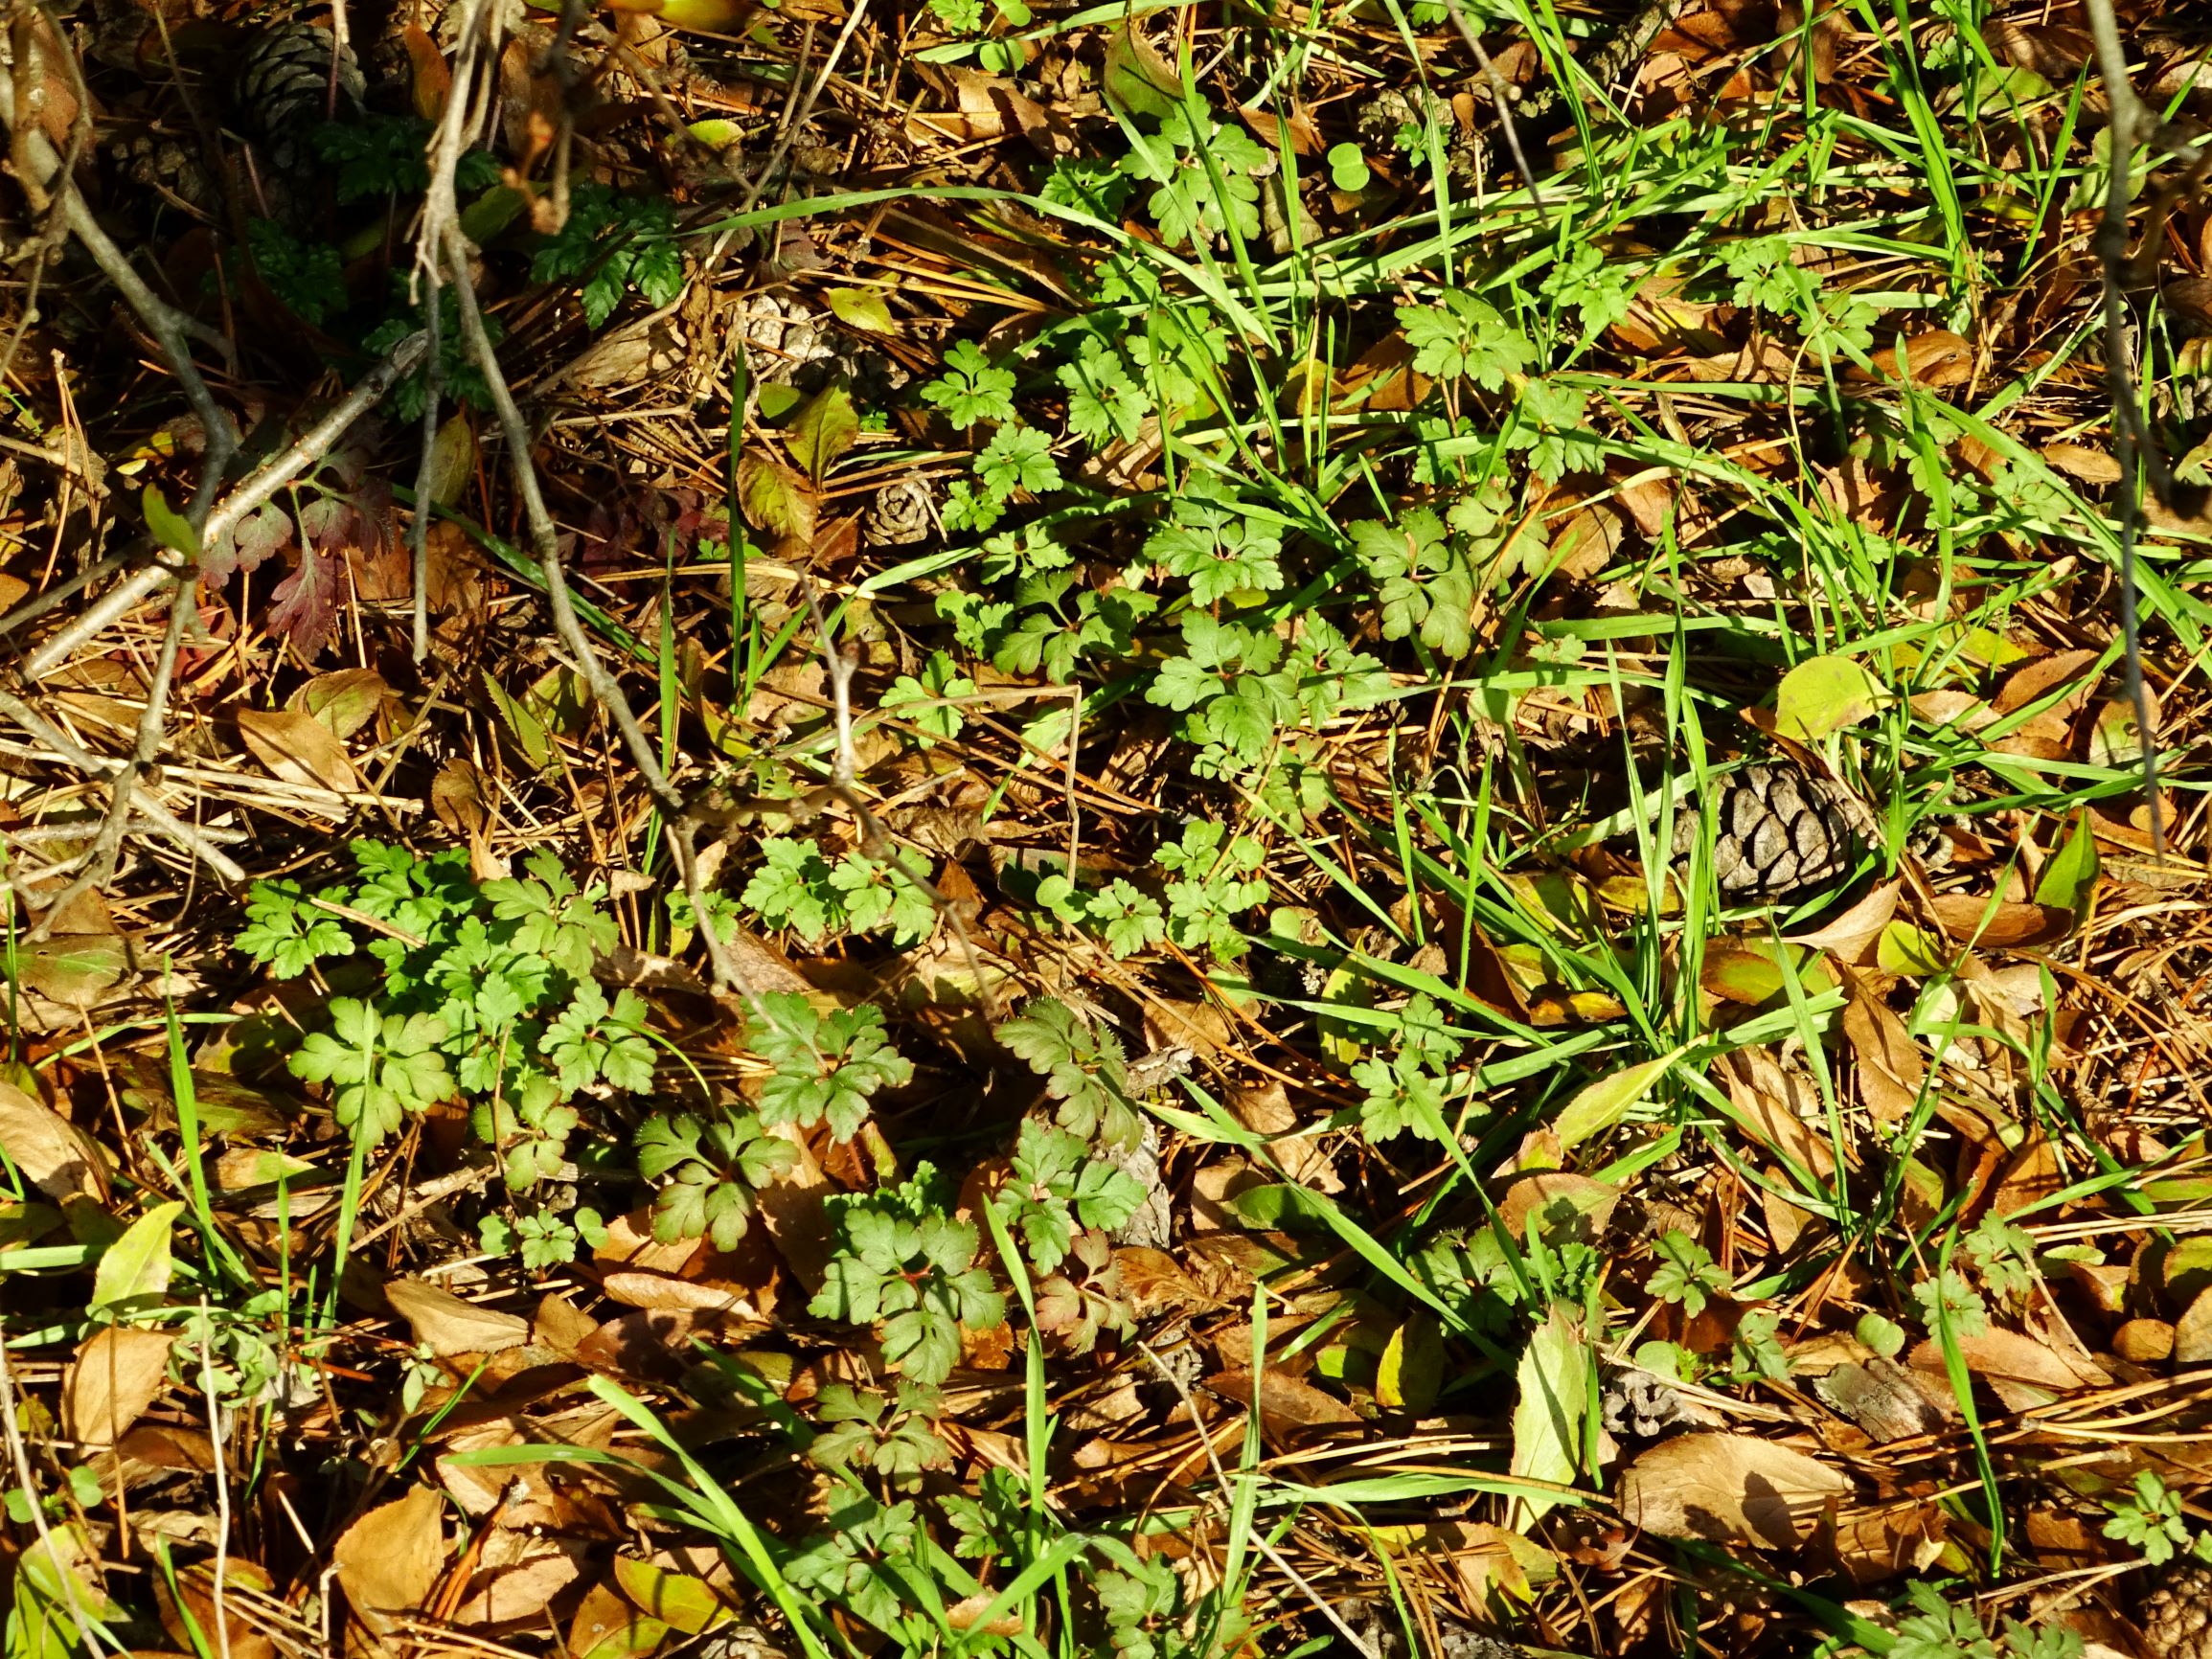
[{"x1": 20, "y1": 330, "x2": 428, "y2": 681}]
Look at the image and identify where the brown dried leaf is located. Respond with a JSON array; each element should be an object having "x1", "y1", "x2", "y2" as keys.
[
  {"x1": 1927, "y1": 896, "x2": 2071, "y2": 947},
  {"x1": 64, "y1": 1326, "x2": 175, "y2": 1447},
  {"x1": 236, "y1": 706, "x2": 362, "y2": 794},
  {"x1": 1841, "y1": 980, "x2": 1925, "y2": 1127},
  {"x1": 1617, "y1": 1432, "x2": 1851, "y2": 1549},
  {"x1": 386, "y1": 1279, "x2": 530, "y2": 1357},
  {"x1": 1786, "y1": 879, "x2": 1899, "y2": 964},
  {"x1": 1719, "y1": 1047, "x2": 1837, "y2": 1177},
  {"x1": 155, "y1": 1559, "x2": 277, "y2": 1659},
  {"x1": 1202, "y1": 1366, "x2": 1360, "y2": 1436},
  {"x1": 0, "y1": 1079, "x2": 108, "y2": 1201},
  {"x1": 1831, "y1": 1499, "x2": 1947, "y2": 1585},
  {"x1": 333, "y1": 1486, "x2": 446, "y2": 1630},
  {"x1": 598, "y1": 1271, "x2": 766, "y2": 1321},
  {"x1": 1906, "y1": 1329, "x2": 2109, "y2": 1392},
  {"x1": 449, "y1": 1532, "x2": 587, "y2": 1626}
]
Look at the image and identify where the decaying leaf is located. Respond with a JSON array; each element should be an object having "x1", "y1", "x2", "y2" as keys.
[
  {"x1": 64, "y1": 1326, "x2": 176, "y2": 1447},
  {"x1": 333, "y1": 1485, "x2": 446, "y2": 1631},
  {"x1": 386, "y1": 1278, "x2": 532, "y2": 1356},
  {"x1": 1617, "y1": 1432, "x2": 1851, "y2": 1549}
]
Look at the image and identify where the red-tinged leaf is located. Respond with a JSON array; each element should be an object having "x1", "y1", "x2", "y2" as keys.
[
  {"x1": 266, "y1": 545, "x2": 344, "y2": 660},
  {"x1": 201, "y1": 504, "x2": 293, "y2": 588}
]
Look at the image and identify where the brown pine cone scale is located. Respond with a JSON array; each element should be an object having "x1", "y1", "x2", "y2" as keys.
[
  {"x1": 2143, "y1": 1559, "x2": 2212, "y2": 1659},
  {"x1": 1673, "y1": 762, "x2": 1859, "y2": 900}
]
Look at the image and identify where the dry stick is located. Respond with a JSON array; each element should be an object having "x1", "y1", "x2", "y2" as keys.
[
  {"x1": 438, "y1": 225, "x2": 749, "y2": 989},
  {"x1": 0, "y1": 7, "x2": 97, "y2": 387},
  {"x1": 25, "y1": 580, "x2": 195, "y2": 940},
  {"x1": 195, "y1": 1305, "x2": 236, "y2": 1659},
  {"x1": 0, "y1": 28, "x2": 236, "y2": 482},
  {"x1": 409, "y1": 277, "x2": 446, "y2": 664},
  {"x1": 21, "y1": 330, "x2": 428, "y2": 681},
  {"x1": 733, "y1": 0, "x2": 871, "y2": 217},
  {"x1": 407, "y1": 0, "x2": 503, "y2": 660},
  {"x1": 0, "y1": 685, "x2": 246, "y2": 881},
  {"x1": 1440, "y1": 0, "x2": 1547, "y2": 225},
  {"x1": 2082, "y1": 0, "x2": 2178, "y2": 857},
  {"x1": 0, "y1": 548, "x2": 133, "y2": 637}
]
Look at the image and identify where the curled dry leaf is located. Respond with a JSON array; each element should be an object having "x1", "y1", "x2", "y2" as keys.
[
  {"x1": 64, "y1": 1325, "x2": 176, "y2": 1447},
  {"x1": 1616, "y1": 1431, "x2": 1851, "y2": 1549},
  {"x1": 236, "y1": 706, "x2": 363, "y2": 795},
  {"x1": 1202, "y1": 1366, "x2": 1360, "y2": 1437},
  {"x1": 333, "y1": 1485, "x2": 447, "y2": 1632},
  {"x1": 386, "y1": 1278, "x2": 531, "y2": 1357},
  {"x1": 0, "y1": 1079, "x2": 109, "y2": 1201},
  {"x1": 449, "y1": 1532, "x2": 588, "y2": 1626}
]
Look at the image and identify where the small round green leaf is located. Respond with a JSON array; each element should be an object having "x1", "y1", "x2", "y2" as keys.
[
  {"x1": 1774, "y1": 654, "x2": 1885, "y2": 739},
  {"x1": 1326, "y1": 142, "x2": 1370, "y2": 192}
]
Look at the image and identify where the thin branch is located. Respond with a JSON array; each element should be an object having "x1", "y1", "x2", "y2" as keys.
[
  {"x1": 734, "y1": 0, "x2": 870, "y2": 216},
  {"x1": 0, "y1": 686, "x2": 246, "y2": 882},
  {"x1": 410, "y1": 294, "x2": 446, "y2": 665},
  {"x1": 1440, "y1": 0, "x2": 1548, "y2": 226},
  {"x1": 20, "y1": 330, "x2": 427, "y2": 680},
  {"x1": 2081, "y1": 0, "x2": 2168, "y2": 854}
]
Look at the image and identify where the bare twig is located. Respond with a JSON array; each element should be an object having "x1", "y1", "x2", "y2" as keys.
[
  {"x1": 0, "y1": 685, "x2": 246, "y2": 881},
  {"x1": 734, "y1": 0, "x2": 870, "y2": 216},
  {"x1": 20, "y1": 330, "x2": 427, "y2": 680},
  {"x1": 0, "y1": 14, "x2": 237, "y2": 488},
  {"x1": 2080, "y1": 0, "x2": 2186, "y2": 855},
  {"x1": 195, "y1": 1304, "x2": 235, "y2": 1659},
  {"x1": 409, "y1": 284, "x2": 446, "y2": 665},
  {"x1": 26, "y1": 576, "x2": 194, "y2": 939},
  {"x1": 1440, "y1": 0, "x2": 1548, "y2": 225}
]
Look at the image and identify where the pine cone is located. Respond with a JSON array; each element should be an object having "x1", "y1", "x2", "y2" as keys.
[
  {"x1": 861, "y1": 478, "x2": 939, "y2": 548},
  {"x1": 235, "y1": 22, "x2": 363, "y2": 171},
  {"x1": 2143, "y1": 1561, "x2": 2212, "y2": 1659},
  {"x1": 1672, "y1": 762, "x2": 1859, "y2": 900}
]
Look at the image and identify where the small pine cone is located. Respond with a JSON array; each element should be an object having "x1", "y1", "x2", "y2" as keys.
[
  {"x1": 1356, "y1": 87, "x2": 1448, "y2": 150},
  {"x1": 1672, "y1": 762, "x2": 1858, "y2": 899},
  {"x1": 235, "y1": 22, "x2": 364, "y2": 171},
  {"x1": 2143, "y1": 1561, "x2": 2212, "y2": 1659},
  {"x1": 107, "y1": 130, "x2": 217, "y2": 213},
  {"x1": 861, "y1": 478, "x2": 939, "y2": 548}
]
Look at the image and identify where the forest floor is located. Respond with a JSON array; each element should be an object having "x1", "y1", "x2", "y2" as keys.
[{"x1": 4, "y1": 0, "x2": 2212, "y2": 1656}]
